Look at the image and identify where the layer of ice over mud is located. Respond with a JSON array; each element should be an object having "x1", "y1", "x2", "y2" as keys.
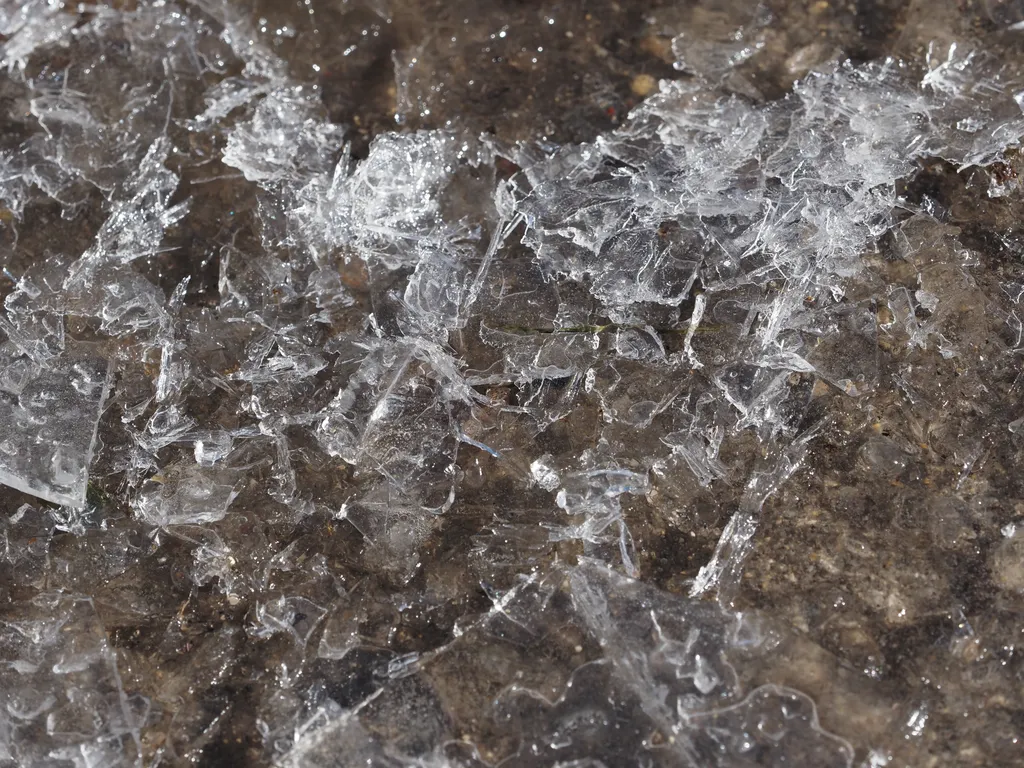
[
  {"x1": 281, "y1": 560, "x2": 854, "y2": 768},
  {"x1": 0, "y1": 1, "x2": 1023, "y2": 765}
]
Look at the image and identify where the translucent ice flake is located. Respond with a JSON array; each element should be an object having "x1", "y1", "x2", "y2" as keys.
[
  {"x1": 920, "y1": 44, "x2": 1024, "y2": 166},
  {"x1": 0, "y1": 273, "x2": 66, "y2": 362},
  {"x1": 400, "y1": 240, "x2": 479, "y2": 340},
  {"x1": 222, "y1": 86, "x2": 344, "y2": 184},
  {"x1": 2, "y1": 4, "x2": 1023, "y2": 761},
  {"x1": 504, "y1": 43, "x2": 1024, "y2": 474},
  {"x1": 670, "y1": 1, "x2": 770, "y2": 88},
  {"x1": 661, "y1": 424, "x2": 727, "y2": 488},
  {"x1": 548, "y1": 463, "x2": 648, "y2": 576},
  {"x1": 316, "y1": 342, "x2": 420, "y2": 466},
  {"x1": 134, "y1": 463, "x2": 240, "y2": 527},
  {"x1": 685, "y1": 684, "x2": 854, "y2": 766},
  {"x1": 689, "y1": 511, "x2": 759, "y2": 600},
  {"x1": 187, "y1": 0, "x2": 287, "y2": 79},
  {"x1": 346, "y1": 132, "x2": 475, "y2": 250},
  {"x1": 7, "y1": 3, "x2": 234, "y2": 196},
  {"x1": 317, "y1": 339, "x2": 468, "y2": 520},
  {"x1": 79, "y1": 138, "x2": 189, "y2": 267},
  {"x1": 0, "y1": 350, "x2": 111, "y2": 507},
  {"x1": 691, "y1": 428, "x2": 818, "y2": 600},
  {"x1": 279, "y1": 712, "x2": 426, "y2": 768},
  {"x1": 250, "y1": 595, "x2": 326, "y2": 647},
  {"x1": 479, "y1": 323, "x2": 600, "y2": 382}
]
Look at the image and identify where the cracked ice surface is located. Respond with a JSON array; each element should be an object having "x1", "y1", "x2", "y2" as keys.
[{"x1": 1, "y1": 0, "x2": 1024, "y2": 765}]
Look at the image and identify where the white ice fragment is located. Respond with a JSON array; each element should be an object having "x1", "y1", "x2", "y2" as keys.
[
  {"x1": 956, "y1": 116, "x2": 984, "y2": 133},
  {"x1": 0, "y1": 352, "x2": 111, "y2": 507},
  {"x1": 278, "y1": 712, "x2": 386, "y2": 768},
  {"x1": 222, "y1": 86, "x2": 344, "y2": 184},
  {"x1": 250, "y1": 596, "x2": 326, "y2": 647},
  {"x1": 914, "y1": 289, "x2": 940, "y2": 313},
  {"x1": 348, "y1": 133, "x2": 464, "y2": 240},
  {"x1": 386, "y1": 652, "x2": 421, "y2": 679},
  {"x1": 317, "y1": 340, "x2": 464, "y2": 526},
  {"x1": 683, "y1": 293, "x2": 707, "y2": 370},
  {"x1": 68, "y1": 138, "x2": 189, "y2": 273},
  {"x1": 693, "y1": 653, "x2": 720, "y2": 695},
  {"x1": 530, "y1": 457, "x2": 561, "y2": 491},
  {"x1": 0, "y1": 596, "x2": 144, "y2": 765},
  {"x1": 189, "y1": 0, "x2": 288, "y2": 79},
  {"x1": 192, "y1": 78, "x2": 271, "y2": 127},
  {"x1": 904, "y1": 704, "x2": 929, "y2": 739},
  {"x1": 866, "y1": 749, "x2": 892, "y2": 767},
  {"x1": 937, "y1": 334, "x2": 960, "y2": 359},
  {"x1": 293, "y1": 131, "x2": 479, "y2": 270},
  {"x1": 400, "y1": 240, "x2": 473, "y2": 340},
  {"x1": 690, "y1": 510, "x2": 758, "y2": 599},
  {"x1": 548, "y1": 466, "x2": 647, "y2": 575},
  {"x1": 922, "y1": 43, "x2": 975, "y2": 97},
  {"x1": 662, "y1": 428, "x2": 727, "y2": 487},
  {"x1": 194, "y1": 432, "x2": 235, "y2": 466},
  {"x1": 316, "y1": 343, "x2": 411, "y2": 465}
]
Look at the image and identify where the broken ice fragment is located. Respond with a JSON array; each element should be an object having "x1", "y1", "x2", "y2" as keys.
[
  {"x1": 250, "y1": 596, "x2": 326, "y2": 646},
  {"x1": 193, "y1": 431, "x2": 235, "y2": 466},
  {"x1": 135, "y1": 464, "x2": 241, "y2": 527},
  {"x1": 687, "y1": 685, "x2": 855, "y2": 766},
  {"x1": 316, "y1": 340, "x2": 460, "y2": 510},
  {"x1": 548, "y1": 465, "x2": 647, "y2": 575},
  {"x1": 0, "y1": 350, "x2": 111, "y2": 507}
]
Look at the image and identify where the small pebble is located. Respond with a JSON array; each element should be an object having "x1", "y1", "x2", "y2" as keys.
[{"x1": 631, "y1": 73, "x2": 657, "y2": 98}]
